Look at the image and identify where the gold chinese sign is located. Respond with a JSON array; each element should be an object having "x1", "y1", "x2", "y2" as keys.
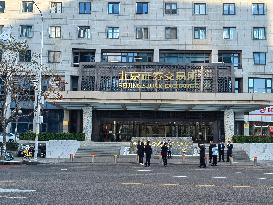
[{"x1": 118, "y1": 71, "x2": 198, "y2": 90}]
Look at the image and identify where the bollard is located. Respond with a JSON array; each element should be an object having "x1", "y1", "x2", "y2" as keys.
[
  {"x1": 254, "y1": 156, "x2": 257, "y2": 166},
  {"x1": 114, "y1": 155, "x2": 118, "y2": 163},
  {"x1": 182, "y1": 152, "x2": 186, "y2": 162},
  {"x1": 70, "y1": 154, "x2": 74, "y2": 162},
  {"x1": 91, "y1": 153, "x2": 96, "y2": 163},
  {"x1": 229, "y1": 156, "x2": 233, "y2": 165}
]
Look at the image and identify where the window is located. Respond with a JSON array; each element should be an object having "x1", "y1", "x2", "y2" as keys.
[
  {"x1": 73, "y1": 49, "x2": 95, "y2": 66},
  {"x1": 136, "y1": 27, "x2": 149, "y2": 39},
  {"x1": 223, "y1": 3, "x2": 235, "y2": 15},
  {"x1": 160, "y1": 52, "x2": 210, "y2": 63},
  {"x1": 136, "y1": 2, "x2": 148, "y2": 14},
  {"x1": 22, "y1": 1, "x2": 33, "y2": 12},
  {"x1": 194, "y1": 27, "x2": 206, "y2": 39},
  {"x1": 78, "y1": 26, "x2": 91, "y2": 38},
  {"x1": 50, "y1": 2, "x2": 62, "y2": 13},
  {"x1": 108, "y1": 2, "x2": 120, "y2": 14},
  {"x1": 253, "y1": 52, "x2": 266, "y2": 65},
  {"x1": 0, "y1": 25, "x2": 3, "y2": 34},
  {"x1": 20, "y1": 25, "x2": 33, "y2": 38},
  {"x1": 49, "y1": 26, "x2": 61, "y2": 38},
  {"x1": 235, "y1": 78, "x2": 242, "y2": 93},
  {"x1": 0, "y1": 1, "x2": 5, "y2": 13},
  {"x1": 165, "y1": 3, "x2": 177, "y2": 14},
  {"x1": 223, "y1": 27, "x2": 236, "y2": 39},
  {"x1": 101, "y1": 51, "x2": 153, "y2": 63},
  {"x1": 218, "y1": 51, "x2": 241, "y2": 69},
  {"x1": 194, "y1": 3, "x2": 206, "y2": 15},
  {"x1": 19, "y1": 50, "x2": 31, "y2": 62},
  {"x1": 48, "y1": 51, "x2": 61, "y2": 63},
  {"x1": 253, "y1": 27, "x2": 266, "y2": 40},
  {"x1": 165, "y1": 27, "x2": 177, "y2": 39},
  {"x1": 252, "y1": 3, "x2": 265, "y2": 15},
  {"x1": 107, "y1": 27, "x2": 119, "y2": 39},
  {"x1": 248, "y1": 78, "x2": 271, "y2": 93},
  {"x1": 79, "y1": 2, "x2": 91, "y2": 14}
]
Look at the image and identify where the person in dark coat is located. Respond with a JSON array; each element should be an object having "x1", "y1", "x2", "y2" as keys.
[
  {"x1": 218, "y1": 141, "x2": 225, "y2": 162},
  {"x1": 137, "y1": 141, "x2": 144, "y2": 164},
  {"x1": 161, "y1": 142, "x2": 168, "y2": 167},
  {"x1": 226, "y1": 141, "x2": 233, "y2": 162},
  {"x1": 198, "y1": 143, "x2": 206, "y2": 168},
  {"x1": 167, "y1": 140, "x2": 172, "y2": 159},
  {"x1": 144, "y1": 141, "x2": 152, "y2": 167},
  {"x1": 208, "y1": 141, "x2": 213, "y2": 163}
]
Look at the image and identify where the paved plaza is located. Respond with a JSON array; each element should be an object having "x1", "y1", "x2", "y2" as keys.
[{"x1": 1, "y1": 160, "x2": 273, "y2": 205}]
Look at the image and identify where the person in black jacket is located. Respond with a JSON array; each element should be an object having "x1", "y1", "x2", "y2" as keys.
[
  {"x1": 208, "y1": 141, "x2": 213, "y2": 163},
  {"x1": 137, "y1": 141, "x2": 144, "y2": 164},
  {"x1": 226, "y1": 141, "x2": 233, "y2": 162},
  {"x1": 144, "y1": 141, "x2": 152, "y2": 167},
  {"x1": 161, "y1": 142, "x2": 168, "y2": 167},
  {"x1": 218, "y1": 141, "x2": 225, "y2": 162},
  {"x1": 198, "y1": 143, "x2": 206, "y2": 168}
]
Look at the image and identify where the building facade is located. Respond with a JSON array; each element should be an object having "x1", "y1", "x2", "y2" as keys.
[{"x1": 1, "y1": 0, "x2": 273, "y2": 142}]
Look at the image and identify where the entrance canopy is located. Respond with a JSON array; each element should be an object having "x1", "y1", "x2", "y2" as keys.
[{"x1": 55, "y1": 91, "x2": 273, "y2": 113}]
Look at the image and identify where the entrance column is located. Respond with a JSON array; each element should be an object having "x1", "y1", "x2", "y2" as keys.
[
  {"x1": 82, "y1": 106, "x2": 93, "y2": 141},
  {"x1": 244, "y1": 115, "x2": 250, "y2": 136},
  {"x1": 224, "y1": 109, "x2": 235, "y2": 142},
  {"x1": 63, "y1": 110, "x2": 69, "y2": 133}
]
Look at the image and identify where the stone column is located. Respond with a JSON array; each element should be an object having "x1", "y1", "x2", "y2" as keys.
[
  {"x1": 153, "y1": 48, "x2": 160, "y2": 62},
  {"x1": 65, "y1": 75, "x2": 71, "y2": 91},
  {"x1": 211, "y1": 49, "x2": 218, "y2": 63},
  {"x1": 82, "y1": 106, "x2": 93, "y2": 141},
  {"x1": 224, "y1": 109, "x2": 235, "y2": 142},
  {"x1": 63, "y1": 110, "x2": 69, "y2": 133},
  {"x1": 244, "y1": 115, "x2": 250, "y2": 136},
  {"x1": 95, "y1": 49, "x2": 101, "y2": 62}
]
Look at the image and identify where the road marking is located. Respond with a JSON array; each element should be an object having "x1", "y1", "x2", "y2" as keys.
[
  {"x1": 212, "y1": 177, "x2": 226, "y2": 179},
  {"x1": 194, "y1": 169, "x2": 213, "y2": 171},
  {"x1": 235, "y1": 172, "x2": 242, "y2": 174},
  {"x1": 196, "y1": 184, "x2": 215, "y2": 187},
  {"x1": 121, "y1": 183, "x2": 142, "y2": 185},
  {"x1": 264, "y1": 173, "x2": 273, "y2": 175},
  {"x1": 0, "y1": 188, "x2": 36, "y2": 193},
  {"x1": 173, "y1": 176, "x2": 188, "y2": 178},
  {"x1": 232, "y1": 185, "x2": 251, "y2": 188},
  {"x1": 161, "y1": 184, "x2": 179, "y2": 186},
  {"x1": 258, "y1": 178, "x2": 267, "y2": 180},
  {"x1": 137, "y1": 170, "x2": 152, "y2": 172},
  {"x1": 61, "y1": 169, "x2": 67, "y2": 171},
  {"x1": 0, "y1": 196, "x2": 27, "y2": 199}
]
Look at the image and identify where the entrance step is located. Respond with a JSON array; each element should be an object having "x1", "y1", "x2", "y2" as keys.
[{"x1": 75, "y1": 142, "x2": 130, "y2": 157}]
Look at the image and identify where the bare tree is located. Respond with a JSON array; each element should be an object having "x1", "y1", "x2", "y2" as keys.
[{"x1": 0, "y1": 37, "x2": 63, "y2": 157}]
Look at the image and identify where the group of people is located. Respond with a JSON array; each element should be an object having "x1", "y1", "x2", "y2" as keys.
[
  {"x1": 136, "y1": 140, "x2": 172, "y2": 167},
  {"x1": 199, "y1": 141, "x2": 234, "y2": 168}
]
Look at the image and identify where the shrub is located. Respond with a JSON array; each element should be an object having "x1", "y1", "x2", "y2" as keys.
[
  {"x1": 0, "y1": 142, "x2": 19, "y2": 151},
  {"x1": 233, "y1": 135, "x2": 273, "y2": 143},
  {"x1": 20, "y1": 132, "x2": 85, "y2": 141}
]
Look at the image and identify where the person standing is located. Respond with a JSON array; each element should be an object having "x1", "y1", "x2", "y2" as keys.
[
  {"x1": 218, "y1": 141, "x2": 225, "y2": 162},
  {"x1": 208, "y1": 141, "x2": 213, "y2": 163},
  {"x1": 144, "y1": 141, "x2": 152, "y2": 167},
  {"x1": 137, "y1": 141, "x2": 144, "y2": 164},
  {"x1": 211, "y1": 144, "x2": 218, "y2": 166},
  {"x1": 161, "y1": 142, "x2": 168, "y2": 167},
  {"x1": 198, "y1": 143, "x2": 206, "y2": 168},
  {"x1": 167, "y1": 140, "x2": 172, "y2": 159},
  {"x1": 226, "y1": 141, "x2": 233, "y2": 162}
]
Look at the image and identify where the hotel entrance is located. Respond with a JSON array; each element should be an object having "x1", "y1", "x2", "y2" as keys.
[{"x1": 93, "y1": 110, "x2": 224, "y2": 143}]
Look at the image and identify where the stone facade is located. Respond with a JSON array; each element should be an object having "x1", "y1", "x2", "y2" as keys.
[
  {"x1": 82, "y1": 106, "x2": 93, "y2": 141},
  {"x1": 224, "y1": 109, "x2": 235, "y2": 142}
]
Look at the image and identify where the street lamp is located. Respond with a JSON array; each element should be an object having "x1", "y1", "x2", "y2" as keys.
[{"x1": 32, "y1": 0, "x2": 43, "y2": 161}]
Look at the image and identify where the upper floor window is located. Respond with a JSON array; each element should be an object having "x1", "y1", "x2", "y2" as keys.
[
  {"x1": 218, "y1": 51, "x2": 241, "y2": 69},
  {"x1": 79, "y1": 2, "x2": 91, "y2": 14},
  {"x1": 101, "y1": 51, "x2": 153, "y2": 63},
  {"x1": 252, "y1": 3, "x2": 265, "y2": 15},
  {"x1": 49, "y1": 26, "x2": 61, "y2": 38},
  {"x1": 165, "y1": 27, "x2": 177, "y2": 39},
  {"x1": 160, "y1": 52, "x2": 210, "y2": 63},
  {"x1": 20, "y1": 25, "x2": 33, "y2": 38},
  {"x1": 72, "y1": 49, "x2": 95, "y2": 67},
  {"x1": 107, "y1": 27, "x2": 119, "y2": 39},
  {"x1": 0, "y1": 1, "x2": 5, "y2": 13},
  {"x1": 78, "y1": 26, "x2": 91, "y2": 39},
  {"x1": 48, "y1": 51, "x2": 61, "y2": 63},
  {"x1": 22, "y1": 1, "x2": 33, "y2": 13},
  {"x1": 194, "y1": 27, "x2": 206, "y2": 39},
  {"x1": 194, "y1": 3, "x2": 206, "y2": 15},
  {"x1": 136, "y1": 27, "x2": 149, "y2": 39},
  {"x1": 108, "y1": 2, "x2": 120, "y2": 14},
  {"x1": 253, "y1": 27, "x2": 266, "y2": 40},
  {"x1": 249, "y1": 78, "x2": 271, "y2": 93},
  {"x1": 223, "y1": 3, "x2": 235, "y2": 15},
  {"x1": 19, "y1": 50, "x2": 31, "y2": 62},
  {"x1": 165, "y1": 3, "x2": 177, "y2": 14},
  {"x1": 50, "y1": 2, "x2": 62, "y2": 13},
  {"x1": 253, "y1": 52, "x2": 266, "y2": 65},
  {"x1": 223, "y1": 27, "x2": 236, "y2": 39},
  {"x1": 136, "y1": 2, "x2": 148, "y2": 14}
]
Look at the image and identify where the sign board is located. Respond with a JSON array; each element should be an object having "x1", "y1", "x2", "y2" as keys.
[{"x1": 250, "y1": 106, "x2": 273, "y2": 115}]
